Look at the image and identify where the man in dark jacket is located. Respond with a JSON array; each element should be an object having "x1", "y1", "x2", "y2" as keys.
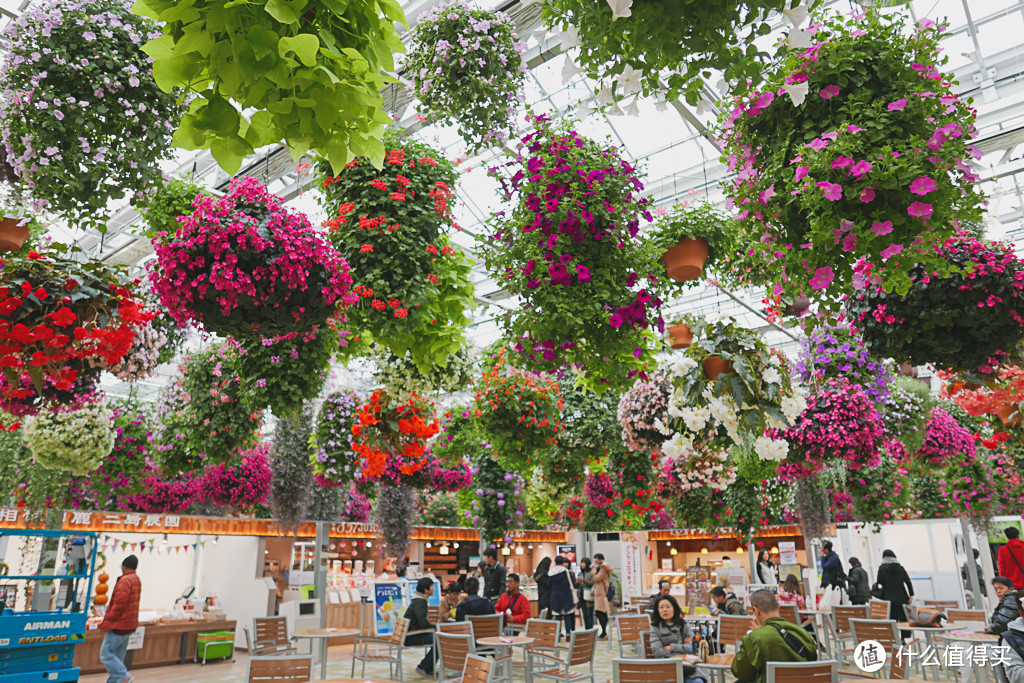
[
  {"x1": 962, "y1": 549, "x2": 988, "y2": 598},
  {"x1": 404, "y1": 578, "x2": 436, "y2": 680},
  {"x1": 731, "y1": 590, "x2": 817, "y2": 683},
  {"x1": 988, "y1": 577, "x2": 1022, "y2": 636},
  {"x1": 99, "y1": 555, "x2": 142, "y2": 683},
  {"x1": 847, "y1": 557, "x2": 871, "y2": 605},
  {"x1": 820, "y1": 541, "x2": 846, "y2": 593},
  {"x1": 648, "y1": 580, "x2": 672, "y2": 613},
  {"x1": 456, "y1": 577, "x2": 495, "y2": 621},
  {"x1": 482, "y1": 548, "x2": 506, "y2": 604},
  {"x1": 711, "y1": 586, "x2": 745, "y2": 615}
]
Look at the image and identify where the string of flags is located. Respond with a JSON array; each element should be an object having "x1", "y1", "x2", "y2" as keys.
[{"x1": 98, "y1": 533, "x2": 209, "y2": 556}]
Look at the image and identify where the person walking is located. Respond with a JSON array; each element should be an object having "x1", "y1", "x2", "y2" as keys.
[
  {"x1": 847, "y1": 557, "x2": 871, "y2": 605},
  {"x1": 875, "y1": 549, "x2": 913, "y2": 637},
  {"x1": 756, "y1": 550, "x2": 777, "y2": 586},
  {"x1": 577, "y1": 557, "x2": 596, "y2": 630},
  {"x1": 548, "y1": 556, "x2": 577, "y2": 638},
  {"x1": 482, "y1": 548, "x2": 507, "y2": 605},
  {"x1": 99, "y1": 555, "x2": 141, "y2": 683},
  {"x1": 534, "y1": 556, "x2": 552, "y2": 618},
  {"x1": 1000, "y1": 527, "x2": 1024, "y2": 590},
  {"x1": 593, "y1": 552, "x2": 613, "y2": 640},
  {"x1": 819, "y1": 541, "x2": 847, "y2": 606},
  {"x1": 962, "y1": 549, "x2": 988, "y2": 600}
]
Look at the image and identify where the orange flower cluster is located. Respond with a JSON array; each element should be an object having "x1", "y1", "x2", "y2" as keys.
[{"x1": 351, "y1": 390, "x2": 440, "y2": 482}]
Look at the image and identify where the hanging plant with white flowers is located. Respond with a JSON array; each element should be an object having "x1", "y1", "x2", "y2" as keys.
[
  {"x1": 661, "y1": 445, "x2": 737, "y2": 494},
  {"x1": 403, "y1": 0, "x2": 527, "y2": 151},
  {"x1": 659, "y1": 317, "x2": 805, "y2": 461},
  {"x1": 25, "y1": 402, "x2": 115, "y2": 475}
]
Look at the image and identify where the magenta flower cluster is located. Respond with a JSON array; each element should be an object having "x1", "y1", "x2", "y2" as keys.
[
  {"x1": 198, "y1": 444, "x2": 272, "y2": 509},
  {"x1": 429, "y1": 458, "x2": 473, "y2": 492},
  {"x1": 583, "y1": 471, "x2": 616, "y2": 508},
  {"x1": 150, "y1": 176, "x2": 357, "y2": 338},
  {"x1": 128, "y1": 474, "x2": 200, "y2": 514},
  {"x1": 770, "y1": 378, "x2": 884, "y2": 481},
  {"x1": 915, "y1": 407, "x2": 976, "y2": 467}
]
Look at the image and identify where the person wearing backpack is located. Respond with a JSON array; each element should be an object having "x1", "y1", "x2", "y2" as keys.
[
  {"x1": 593, "y1": 553, "x2": 613, "y2": 639},
  {"x1": 731, "y1": 590, "x2": 818, "y2": 683},
  {"x1": 820, "y1": 541, "x2": 847, "y2": 606},
  {"x1": 847, "y1": 557, "x2": 871, "y2": 605}
]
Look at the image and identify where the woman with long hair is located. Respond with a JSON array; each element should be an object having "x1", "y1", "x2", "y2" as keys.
[
  {"x1": 534, "y1": 556, "x2": 552, "y2": 618},
  {"x1": 777, "y1": 573, "x2": 805, "y2": 608},
  {"x1": 650, "y1": 594, "x2": 706, "y2": 683},
  {"x1": 756, "y1": 549, "x2": 777, "y2": 586},
  {"x1": 577, "y1": 557, "x2": 596, "y2": 630}
]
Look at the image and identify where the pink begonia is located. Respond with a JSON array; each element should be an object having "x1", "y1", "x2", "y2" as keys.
[
  {"x1": 909, "y1": 175, "x2": 938, "y2": 195},
  {"x1": 908, "y1": 201, "x2": 934, "y2": 219},
  {"x1": 815, "y1": 181, "x2": 842, "y2": 201},
  {"x1": 820, "y1": 84, "x2": 840, "y2": 99},
  {"x1": 880, "y1": 243, "x2": 904, "y2": 261},
  {"x1": 859, "y1": 187, "x2": 876, "y2": 203},
  {"x1": 850, "y1": 160, "x2": 872, "y2": 177},
  {"x1": 871, "y1": 220, "x2": 894, "y2": 236},
  {"x1": 809, "y1": 266, "x2": 834, "y2": 290},
  {"x1": 795, "y1": 166, "x2": 809, "y2": 181},
  {"x1": 888, "y1": 99, "x2": 908, "y2": 111}
]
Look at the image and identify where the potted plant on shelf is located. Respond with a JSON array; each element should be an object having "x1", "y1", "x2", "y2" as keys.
[
  {"x1": 318, "y1": 132, "x2": 475, "y2": 376},
  {"x1": 0, "y1": 0, "x2": 184, "y2": 229},
  {"x1": 849, "y1": 232, "x2": 1024, "y2": 374},
  {"x1": 650, "y1": 201, "x2": 736, "y2": 283},
  {"x1": 480, "y1": 113, "x2": 664, "y2": 390},
  {"x1": 719, "y1": 9, "x2": 983, "y2": 312},
  {"x1": 402, "y1": 0, "x2": 527, "y2": 151}
]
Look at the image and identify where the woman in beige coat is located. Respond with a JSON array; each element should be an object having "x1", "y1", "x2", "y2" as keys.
[{"x1": 593, "y1": 553, "x2": 613, "y2": 639}]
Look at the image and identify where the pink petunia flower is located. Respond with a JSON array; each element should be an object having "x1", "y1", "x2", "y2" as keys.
[
  {"x1": 888, "y1": 99, "x2": 908, "y2": 111},
  {"x1": 908, "y1": 202, "x2": 934, "y2": 219},
  {"x1": 909, "y1": 175, "x2": 938, "y2": 195},
  {"x1": 820, "y1": 85, "x2": 840, "y2": 99},
  {"x1": 871, "y1": 220, "x2": 893, "y2": 236},
  {"x1": 809, "y1": 266, "x2": 834, "y2": 290},
  {"x1": 815, "y1": 181, "x2": 842, "y2": 201}
]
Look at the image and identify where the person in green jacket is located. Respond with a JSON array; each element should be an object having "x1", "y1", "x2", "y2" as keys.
[{"x1": 731, "y1": 590, "x2": 818, "y2": 683}]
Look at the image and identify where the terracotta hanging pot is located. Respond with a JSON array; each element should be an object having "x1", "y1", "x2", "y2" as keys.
[
  {"x1": 782, "y1": 295, "x2": 811, "y2": 316},
  {"x1": 667, "y1": 324, "x2": 693, "y2": 350},
  {"x1": 662, "y1": 237, "x2": 709, "y2": 282},
  {"x1": 997, "y1": 404, "x2": 1021, "y2": 427},
  {"x1": 703, "y1": 356, "x2": 734, "y2": 380},
  {"x1": 0, "y1": 218, "x2": 29, "y2": 252}
]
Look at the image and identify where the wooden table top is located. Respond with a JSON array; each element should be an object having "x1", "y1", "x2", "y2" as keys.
[
  {"x1": 294, "y1": 628, "x2": 360, "y2": 638},
  {"x1": 319, "y1": 679, "x2": 394, "y2": 683},
  {"x1": 937, "y1": 631, "x2": 999, "y2": 643},
  {"x1": 703, "y1": 653, "x2": 735, "y2": 666},
  {"x1": 897, "y1": 622, "x2": 966, "y2": 631},
  {"x1": 477, "y1": 636, "x2": 535, "y2": 646}
]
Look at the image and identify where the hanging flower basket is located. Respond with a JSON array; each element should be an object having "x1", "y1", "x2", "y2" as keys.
[
  {"x1": 150, "y1": 177, "x2": 355, "y2": 340},
  {"x1": 662, "y1": 237, "x2": 709, "y2": 282},
  {"x1": 350, "y1": 390, "x2": 440, "y2": 483},
  {"x1": 702, "y1": 356, "x2": 734, "y2": 380},
  {"x1": 313, "y1": 389, "x2": 362, "y2": 488},
  {"x1": 0, "y1": 218, "x2": 29, "y2": 253},
  {"x1": 666, "y1": 324, "x2": 693, "y2": 350},
  {"x1": 24, "y1": 402, "x2": 115, "y2": 475}
]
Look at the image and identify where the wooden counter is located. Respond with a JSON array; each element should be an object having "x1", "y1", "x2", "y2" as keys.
[{"x1": 73, "y1": 619, "x2": 236, "y2": 675}]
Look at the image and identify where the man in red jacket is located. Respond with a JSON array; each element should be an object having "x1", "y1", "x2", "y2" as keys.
[
  {"x1": 495, "y1": 573, "x2": 531, "y2": 626},
  {"x1": 99, "y1": 555, "x2": 142, "y2": 683},
  {"x1": 999, "y1": 527, "x2": 1024, "y2": 589}
]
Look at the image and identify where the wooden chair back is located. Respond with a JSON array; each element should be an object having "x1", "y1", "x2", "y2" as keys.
[
  {"x1": 746, "y1": 604, "x2": 755, "y2": 616},
  {"x1": 439, "y1": 621, "x2": 474, "y2": 635},
  {"x1": 253, "y1": 616, "x2": 290, "y2": 650},
  {"x1": 925, "y1": 600, "x2": 958, "y2": 610},
  {"x1": 766, "y1": 659, "x2": 839, "y2": 683},
  {"x1": 525, "y1": 618, "x2": 561, "y2": 651},
  {"x1": 948, "y1": 609, "x2": 987, "y2": 626},
  {"x1": 832, "y1": 605, "x2": 868, "y2": 636},
  {"x1": 437, "y1": 632, "x2": 476, "y2": 677},
  {"x1": 889, "y1": 645, "x2": 906, "y2": 680},
  {"x1": 849, "y1": 618, "x2": 900, "y2": 652},
  {"x1": 613, "y1": 657, "x2": 684, "y2": 683},
  {"x1": 391, "y1": 616, "x2": 410, "y2": 646},
  {"x1": 779, "y1": 603, "x2": 801, "y2": 626},
  {"x1": 247, "y1": 655, "x2": 313, "y2": 683},
  {"x1": 867, "y1": 600, "x2": 889, "y2": 620},
  {"x1": 640, "y1": 631, "x2": 654, "y2": 660},
  {"x1": 461, "y1": 654, "x2": 495, "y2": 683},
  {"x1": 429, "y1": 605, "x2": 442, "y2": 624},
  {"x1": 617, "y1": 614, "x2": 651, "y2": 648},
  {"x1": 717, "y1": 614, "x2": 750, "y2": 653},
  {"x1": 569, "y1": 628, "x2": 599, "y2": 666},
  {"x1": 468, "y1": 613, "x2": 503, "y2": 640}
]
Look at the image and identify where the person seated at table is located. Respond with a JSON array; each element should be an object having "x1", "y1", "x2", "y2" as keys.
[
  {"x1": 648, "y1": 580, "x2": 672, "y2": 613},
  {"x1": 650, "y1": 595, "x2": 707, "y2": 682},
  {"x1": 776, "y1": 574, "x2": 805, "y2": 609},
  {"x1": 439, "y1": 581, "x2": 461, "y2": 623},
  {"x1": 731, "y1": 590, "x2": 818, "y2": 683},
  {"x1": 495, "y1": 573, "x2": 531, "y2": 626},
  {"x1": 404, "y1": 577, "x2": 436, "y2": 680},
  {"x1": 711, "y1": 586, "x2": 745, "y2": 616},
  {"x1": 988, "y1": 577, "x2": 1022, "y2": 635},
  {"x1": 456, "y1": 577, "x2": 495, "y2": 621},
  {"x1": 998, "y1": 592, "x2": 1024, "y2": 683}
]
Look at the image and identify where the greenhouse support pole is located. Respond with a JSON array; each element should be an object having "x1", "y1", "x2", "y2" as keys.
[{"x1": 960, "y1": 518, "x2": 984, "y2": 609}]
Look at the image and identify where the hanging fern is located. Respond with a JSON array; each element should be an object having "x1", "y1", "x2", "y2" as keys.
[{"x1": 269, "y1": 403, "x2": 314, "y2": 533}]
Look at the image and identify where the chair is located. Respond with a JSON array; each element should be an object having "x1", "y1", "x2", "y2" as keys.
[
  {"x1": 616, "y1": 614, "x2": 652, "y2": 658},
  {"x1": 779, "y1": 604, "x2": 802, "y2": 626},
  {"x1": 528, "y1": 628, "x2": 598, "y2": 683},
  {"x1": 249, "y1": 616, "x2": 298, "y2": 656},
  {"x1": 716, "y1": 614, "x2": 750, "y2": 654},
  {"x1": 436, "y1": 632, "x2": 478, "y2": 682},
  {"x1": 453, "y1": 654, "x2": 498, "y2": 683},
  {"x1": 867, "y1": 600, "x2": 890, "y2": 621},
  {"x1": 766, "y1": 659, "x2": 839, "y2": 683},
  {"x1": 947, "y1": 609, "x2": 987, "y2": 627},
  {"x1": 440, "y1": 621, "x2": 475, "y2": 635},
  {"x1": 511, "y1": 618, "x2": 562, "y2": 682},
  {"x1": 829, "y1": 605, "x2": 867, "y2": 657},
  {"x1": 246, "y1": 655, "x2": 312, "y2": 683},
  {"x1": 612, "y1": 657, "x2": 684, "y2": 683},
  {"x1": 350, "y1": 616, "x2": 434, "y2": 681},
  {"x1": 430, "y1": 605, "x2": 443, "y2": 624},
  {"x1": 924, "y1": 600, "x2": 958, "y2": 610},
  {"x1": 850, "y1": 618, "x2": 920, "y2": 678},
  {"x1": 468, "y1": 613, "x2": 503, "y2": 657},
  {"x1": 639, "y1": 632, "x2": 654, "y2": 660}
]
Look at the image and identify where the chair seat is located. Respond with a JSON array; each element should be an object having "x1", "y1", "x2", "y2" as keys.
[
  {"x1": 534, "y1": 668, "x2": 590, "y2": 680},
  {"x1": 360, "y1": 653, "x2": 399, "y2": 661}
]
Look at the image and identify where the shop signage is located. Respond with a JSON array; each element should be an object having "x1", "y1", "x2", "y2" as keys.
[
  {"x1": 619, "y1": 532, "x2": 641, "y2": 600},
  {"x1": 778, "y1": 541, "x2": 798, "y2": 565},
  {"x1": 373, "y1": 582, "x2": 408, "y2": 636},
  {"x1": 649, "y1": 524, "x2": 810, "y2": 541}
]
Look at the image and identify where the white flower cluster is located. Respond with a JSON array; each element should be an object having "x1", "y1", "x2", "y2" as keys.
[
  {"x1": 754, "y1": 435, "x2": 790, "y2": 462},
  {"x1": 110, "y1": 319, "x2": 168, "y2": 383},
  {"x1": 666, "y1": 450, "x2": 736, "y2": 492},
  {"x1": 25, "y1": 402, "x2": 114, "y2": 475}
]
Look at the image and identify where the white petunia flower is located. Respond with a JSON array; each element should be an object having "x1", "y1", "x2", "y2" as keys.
[
  {"x1": 783, "y1": 82, "x2": 809, "y2": 107},
  {"x1": 617, "y1": 65, "x2": 643, "y2": 97},
  {"x1": 653, "y1": 417, "x2": 671, "y2": 436},
  {"x1": 763, "y1": 367, "x2": 782, "y2": 385},
  {"x1": 782, "y1": 5, "x2": 809, "y2": 28},
  {"x1": 781, "y1": 395, "x2": 807, "y2": 422},
  {"x1": 606, "y1": 0, "x2": 632, "y2": 20},
  {"x1": 787, "y1": 28, "x2": 814, "y2": 49},
  {"x1": 561, "y1": 54, "x2": 583, "y2": 84}
]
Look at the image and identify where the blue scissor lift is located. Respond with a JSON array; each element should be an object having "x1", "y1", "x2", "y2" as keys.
[{"x1": 0, "y1": 530, "x2": 97, "y2": 682}]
